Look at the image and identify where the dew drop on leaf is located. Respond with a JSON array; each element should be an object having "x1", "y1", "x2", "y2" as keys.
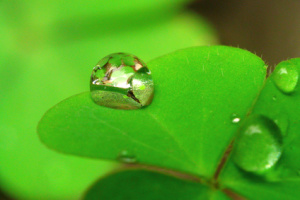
[
  {"x1": 231, "y1": 113, "x2": 241, "y2": 124},
  {"x1": 272, "y1": 62, "x2": 298, "y2": 94},
  {"x1": 90, "y1": 53, "x2": 154, "y2": 109},
  {"x1": 117, "y1": 150, "x2": 137, "y2": 164},
  {"x1": 233, "y1": 115, "x2": 283, "y2": 174},
  {"x1": 273, "y1": 113, "x2": 289, "y2": 136}
]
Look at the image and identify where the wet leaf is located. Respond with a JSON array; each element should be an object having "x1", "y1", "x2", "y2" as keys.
[
  {"x1": 38, "y1": 46, "x2": 266, "y2": 177},
  {"x1": 38, "y1": 46, "x2": 300, "y2": 199},
  {"x1": 220, "y1": 58, "x2": 300, "y2": 199}
]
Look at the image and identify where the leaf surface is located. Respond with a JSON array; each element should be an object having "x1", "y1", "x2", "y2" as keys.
[
  {"x1": 38, "y1": 46, "x2": 267, "y2": 177},
  {"x1": 83, "y1": 169, "x2": 229, "y2": 200},
  {"x1": 219, "y1": 58, "x2": 300, "y2": 199},
  {"x1": 39, "y1": 47, "x2": 300, "y2": 199}
]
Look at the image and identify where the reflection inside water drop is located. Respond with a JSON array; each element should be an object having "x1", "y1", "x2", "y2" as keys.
[
  {"x1": 233, "y1": 115, "x2": 283, "y2": 174},
  {"x1": 90, "y1": 53, "x2": 154, "y2": 109}
]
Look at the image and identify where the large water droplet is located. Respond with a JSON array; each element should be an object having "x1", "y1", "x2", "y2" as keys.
[
  {"x1": 90, "y1": 53, "x2": 154, "y2": 109},
  {"x1": 272, "y1": 61, "x2": 298, "y2": 94},
  {"x1": 117, "y1": 150, "x2": 137, "y2": 164},
  {"x1": 233, "y1": 115, "x2": 283, "y2": 174}
]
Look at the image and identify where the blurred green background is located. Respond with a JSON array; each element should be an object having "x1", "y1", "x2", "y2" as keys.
[{"x1": 0, "y1": 0, "x2": 217, "y2": 199}]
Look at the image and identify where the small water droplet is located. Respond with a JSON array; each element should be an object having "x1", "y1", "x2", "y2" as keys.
[
  {"x1": 90, "y1": 53, "x2": 154, "y2": 109},
  {"x1": 117, "y1": 150, "x2": 137, "y2": 164},
  {"x1": 272, "y1": 96, "x2": 277, "y2": 101},
  {"x1": 273, "y1": 113, "x2": 289, "y2": 136},
  {"x1": 272, "y1": 61, "x2": 298, "y2": 94},
  {"x1": 233, "y1": 115, "x2": 283, "y2": 174},
  {"x1": 231, "y1": 113, "x2": 240, "y2": 124}
]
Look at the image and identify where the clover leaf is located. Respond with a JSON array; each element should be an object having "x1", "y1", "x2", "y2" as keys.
[{"x1": 38, "y1": 46, "x2": 299, "y2": 199}]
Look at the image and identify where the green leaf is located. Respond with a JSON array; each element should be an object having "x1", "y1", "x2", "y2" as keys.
[
  {"x1": 220, "y1": 161, "x2": 300, "y2": 200},
  {"x1": 83, "y1": 169, "x2": 229, "y2": 200},
  {"x1": 82, "y1": 57, "x2": 300, "y2": 199},
  {"x1": 219, "y1": 58, "x2": 300, "y2": 199},
  {"x1": 38, "y1": 46, "x2": 267, "y2": 178}
]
